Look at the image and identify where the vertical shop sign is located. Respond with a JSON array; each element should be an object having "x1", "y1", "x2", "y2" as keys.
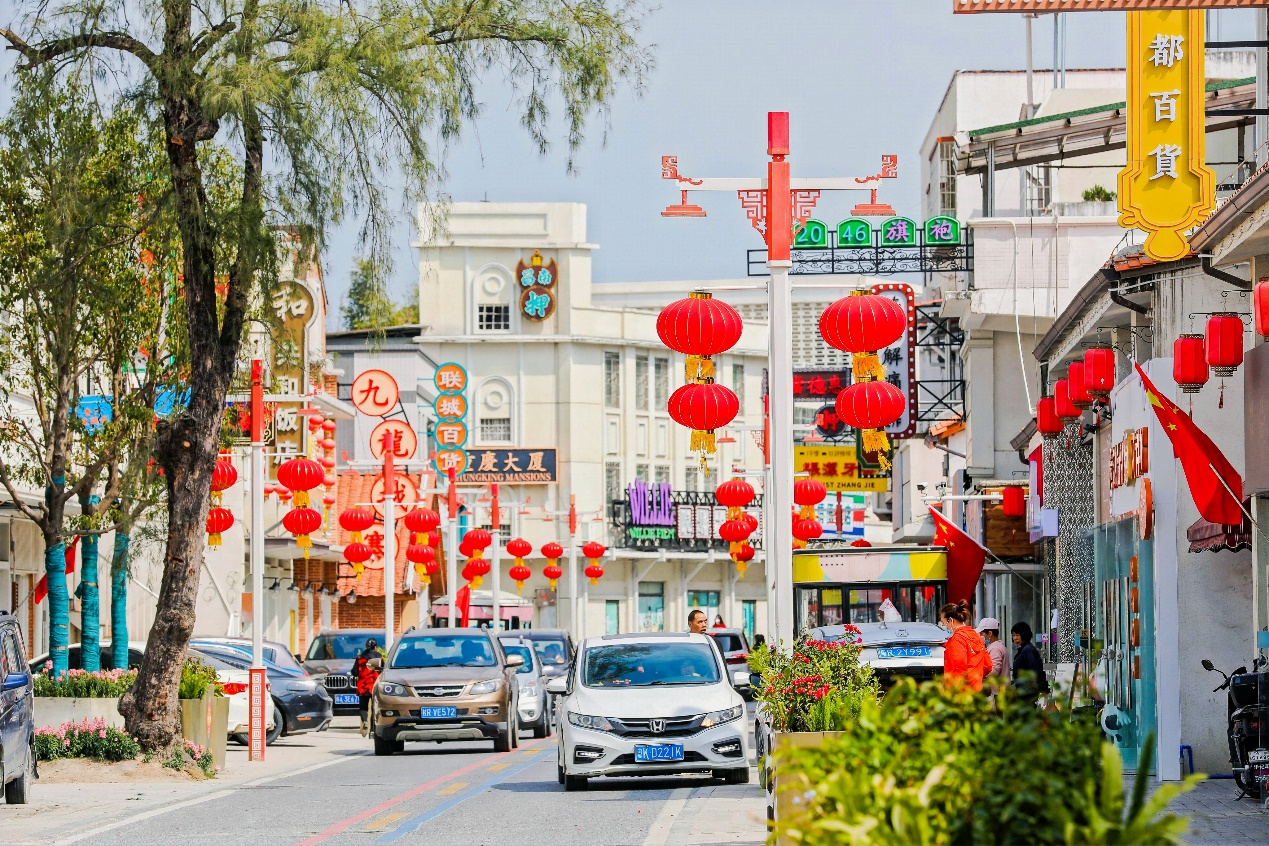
[
  {"x1": 1118, "y1": 10, "x2": 1214, "y2": 262},
  {"x1": 432, "y1": 362, "x2": 470, "y2": 476}
]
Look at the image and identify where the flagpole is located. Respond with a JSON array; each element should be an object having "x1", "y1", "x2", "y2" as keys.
[
  {"x1": 926, "y1": 504, "x2": 1039, "y2": 593},
  {"x1": 1208, "y1": 462, "x2": 1269, "y2": 541}
]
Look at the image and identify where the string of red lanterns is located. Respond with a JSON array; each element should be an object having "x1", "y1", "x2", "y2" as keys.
[
  {"x1": 541, "y1": 542, "x2": 564, "y2": 589},
  {"x1": 658, "y1": 292, "x2": 743, "y2": 465},
  {"x1": 506, "y1": 538, "x2": 533, "y2": 594},
  {"x1": 339, "y1": 506, "x2": 375, "y2": 578},
  {"x1": 207, "y1": 455, "x2": 238, "y2": 548},
  {"x1": 582, "y1": 541, "x2": 606, "y2": 585},
  {"x1": 792, "y1": 477, "x2": 826, "y2": 550},
  {"x1": 715, "y1": 478, "x2": 757, "y2": 577}
]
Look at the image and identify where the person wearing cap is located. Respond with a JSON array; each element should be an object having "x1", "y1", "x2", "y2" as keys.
[{"x1": 976, "y1": 617, "x2": 1010, "y2": 683}]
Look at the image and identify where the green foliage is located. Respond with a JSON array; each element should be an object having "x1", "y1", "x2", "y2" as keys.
[
  {"x1": 34, "y1": 668, "x2": 137, "y2": 698},
  {"x1": 773, "y1": 679, "x2": 1196, "y2": 846},
  {"x1": 34, "y1": 718, "x2": 142, "y2": 762},
  {"x1": 1083, "y1": 185, "x2": 1116, "y2": 202},
  {"x1": 342, "y1": 258, "x2": 419, "y2": 330},
  {"x1": 163, "y1": 739, "x2": 216, "y2": 777},
  {"x1": 178, "y1": 657, "x2": 220, "y2": 700},
  {"x1": 753, "y1": 633, "x2": 879, "y2": 733}
]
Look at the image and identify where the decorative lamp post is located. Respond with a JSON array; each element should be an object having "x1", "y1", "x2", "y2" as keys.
[
  {"x1": 1173, "y1": 335, "x2": 1209, "y2": 394},
  {"x1": 1083, "y1": 346, "x2": 1116, "y2": 400}
]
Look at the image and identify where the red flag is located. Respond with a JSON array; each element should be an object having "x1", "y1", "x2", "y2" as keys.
[
  {"x1": 1134, "y1": 363, "x2": 1243, "y2": 525},
  {"x1": 455, "y1": 584, "x2": 471, "y2": 628},
  {"x1": 34, "y1": 537, "x2": 79, "y2": 605},
  {"x1": 928, "y1": 506, "x2": 986, "y2": 604}
]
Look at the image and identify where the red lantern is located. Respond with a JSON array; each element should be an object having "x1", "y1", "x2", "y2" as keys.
[
  {"x1": 542, "y1": 541, "x2": 564, "y2": 589},
  {"x1": 462, "y1": 561, "x2": 478, "y2": 584},
  {"x1": 403, "y1": 508, "x2": 440, "y2": 537},
  {"x1": 339, "y1": 507, "x2": 376, "y2": 544},
  {"x1": 656, "y1": 292, "x2": 744, "y2": 381},
  {"x1": 211, "y1": 458, "x2": 238, "y2": 492},
  {"x1": 792, "y1": 517, "x2": 822, "y2": 541},
  {"x1": 835, "y1": 381, "x2": 905, "y2": 430},
  {"x1": 1001, "y1": 487, "x2": 1026, "y2": 519},
  {"x1": 276, "y1": 457, "x2": 324, "y2": 506},
  {"x1": 458, "y1": 537, "x2": 474, "y2": 558},
  {"x1": 850, "y1": 539, "x2": 872, "y2": 548},
  {"x1": 406, "y1": 544, "x2": 434, "y2": 565},
  {"x1": 732, "y1": 541, "x2": 755, "y2": 579},
  {"x1": 718, "y1": 519, "x2": 752, "y2": 544},
  {"x1": 543, "y1": 563, "x2": 564, "y2": 589},
  {"x1": 424, "y1": 531, "x2": 440, "y2": 548},
  {"x1": 424, "y1": 560, "x2": 440, "y2": 576},
  {"x1": 740, "y1": 512, "x2": 759, "y2": 535},
  {"x1": 668, "y1": 382, "x2": 739, "y2": 454},
  {"x1": 1054, "y1": 379, "x2": 1080, "y2": 422},
  {"x1": 541, "y1": 542, "x2": 564, "y2": 559},
  {"x1": 321, "y1": 419, "x2": 337, "y2": 434},
  {"x1": 793, "y1": 478, "x2": 827, "y2": 507},
  {"x1": 471, "y1": 558, "x2": 491, "y2": 578},
  {"x1": 282, "y1": 507, "x2": 322, "y2": 556},
  {"x1": 818, "y1": 292, "x2": 906, "y2": 353},
  {"x1": 1083, "y1": 345, "x2": 1116, "y2": 400},
  {"x1": 464, "y1": 528, "x2": 493, "y2": 552},
  {"x1": 1255, "y1": 279, "x2": 1269, "y2": 340},
  {"x1": 507, "y1": 538, "x2": 532, "y2": 594},
  {"x1": 1173, "y1": 334, "x2": 1208, "y2": 394},
  {"x1": 206, "y1": 507, "x2": 234, "y2": 547},
  {"x1": 509, "y1": 563, "x2": 532, "y2": 594},
  {"x1": 714, "y1": 478, "x2": 755, "y2": 509},
  {"x1": 1205, "y1": 313, "x2": 1244, "y2": 377},
  {"x1": 344, "y1": 541, "x2": 372, "y2": 578},
  {"x1": 584, "y1": 563, "x2": 605, "y2": 585},
  {"x1": 506, "y1": 538, "x2": 532, "y2": 559},
  {"x1": 1037, "y1": 396, "x2": 1062, "y2": 437},
  {"x1": 1067, "y1": 361, "x2": 1093, "y2": 410},
  {"x1": 582, "y1": 541, "x2": 606, "y2": 561}
]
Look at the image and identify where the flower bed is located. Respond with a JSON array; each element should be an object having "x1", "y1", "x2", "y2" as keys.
[
  {"x1": 34, "y1": 668, "x2": 136, "y2": 698},
  {"x1": 164, "y1": 739, "x2": 216, "y2": 777},
  {"x1": 34, "y1": 717, "x2": 140, "y2": 763},
  {"x1": 750, "y1": 628, "x2": 878, "y2": 733}
]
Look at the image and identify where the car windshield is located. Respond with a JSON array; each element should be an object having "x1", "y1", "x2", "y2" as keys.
[
  {"x1": 582, "y1": 642, "x2": 721, "y2": 688},
  {"x1": 391, "y1": 635, "x2": 496, "y2": 669},
  {"x1": 709, "y1": 633, "x2": 744, "y2": 652},
  {"x1": 531, "y1": 640, "x2": 568, "y2": 666},
  {"x1": 307, "y1": 634, "x2": 384, "y2": 661},
  {"x1": 501, "y1": 644, "x2": 535, "y2": 674}
]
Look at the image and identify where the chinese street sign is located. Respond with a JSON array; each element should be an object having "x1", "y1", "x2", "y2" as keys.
[
  {"x1": 879, "y1": 217, "x2": 917, "y2": 247},
  {"x1": 268, "y1": 281, "x2": 317, "y2": 463},
  {"x1": 792, "y1": 368, "x2": 850, "y2": 399},
  {"x1": 1118, "y1": 10, "x2": 1214, "y2": 262},
  {"x1": 433, "y1": 420, "x2": 469, "y2": 449},
  {"x1": 351, "y1": 369, "x2": 399, "y2": 417},
  {"x1": 796, "y1": 445, "x2": 889, "y2": 493},
  {"x1": 955, "y1": 0, "x2": 1258, "y2": 11},
  {"x1": 370, "y1": 419, "x2": 417, "y2": 461},
  {"x1": 370, "y1": 472, "x2": 421, "y2": 519},
  {"x1": 433, "y1": 447, "x2": 470, "y2": 477},
  {"x1": 462, "y1": 449, "x2": 558, "y2": 483},
  {"x1": 814, "y1": 404, "x2": 848, "y2": 440},
  {"x1": 872, "y1": 283, "x2": 917, "y2": 440},
  {"x1": 793, "y1": 219, "x2": 830, "y2": 248},
  {"x1": 433, "y1": 362, "x2": 469, "y2": 394},
  {"x1": 516, "y1": 250, "x2": 557, "y2": 322},
  {"x1": 924, "y1": 216, "x2": 960, "y2": 245},
  {"x1": 432, "y1": 362, "x2": 469, "y2": 476}
]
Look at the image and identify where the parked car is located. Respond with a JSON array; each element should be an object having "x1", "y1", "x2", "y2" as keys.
[
  {"x1": 189, "y1": 640, "x2": 332, "y2": 742},
  {"x1": 185, "y1": 648, "x2": 277, "y2": 743},
  {"x1": 28, "y1": 641, "x2": 146, "y2": 674},
  {"x1": 1, "y1": 612, "x2": 34, "y2": 803},
  {"x1": 498, "y1": 636, "x2": 551, "y2": 738},
  {"x1": 552, "y1": 632, "x2": 750, "y2": 791},
  {"x1": 511, "y1": 630, "x2": 574, "y2": 680},
  {"x1": 706, "y1": 628, "x2": 752, "y2": 697},
  {"x1": 370, "y1": 630, "x2": 522, "y2": 756},
  {"x1": 302, "y1": 629, "x2": 384, "y2": 716},
  {"x1": 190, "y1": 637, "x2": 307, "y2": 674}
]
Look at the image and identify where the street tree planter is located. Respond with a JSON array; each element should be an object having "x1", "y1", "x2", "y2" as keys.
[
  {"x1": 179, "y1": 695, "x2": 229, "y2": 771},
  {"x1": 34, "y1": 697, "x2": 126, "y2": 731}
]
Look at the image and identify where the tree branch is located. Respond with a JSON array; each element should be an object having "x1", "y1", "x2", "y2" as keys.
[{"x1": 0, "y1": 28, "x2": 158, "y2": 71}]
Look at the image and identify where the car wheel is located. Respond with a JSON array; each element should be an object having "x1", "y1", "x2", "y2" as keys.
[
  {"x1": 265, "y1": 704, "x2": 285, "y2": 746},
  {"x1": 533, "y1": 717, "x2": 550, "y2": 739},
  {"x1": 494, "y1": 717, "x2": 514, "y2": 752},
  {"x1": 373, "y1": 732, "x2": 396, "y2": 756},
  {"x1": 720, "y1": 766, "x2": 751, "y2": 785},
  {"x1": 230, "y1": 733, "x2": 248, "y2": 746},
  {"x1": 4, "y1": 745, "x2": 34, "y2": 804},
  {"x1": 563, "y1": 772, "x2": 588, "y2": 792},
  {"x1": 511, "y1": 712, "x2": 519, "y2": 748}
]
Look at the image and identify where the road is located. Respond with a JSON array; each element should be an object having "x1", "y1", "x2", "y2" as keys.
[{"x1": 3, "y1": 715, "x2": 766, "y2": 846}]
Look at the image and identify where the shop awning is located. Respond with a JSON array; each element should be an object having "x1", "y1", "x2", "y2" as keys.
[
  {"x1": 431, "y1": 589, "x2": 535, "y2": 622},
  {"x1": 1186, "y1": 501, "x2": 1252, "y2": 554}
]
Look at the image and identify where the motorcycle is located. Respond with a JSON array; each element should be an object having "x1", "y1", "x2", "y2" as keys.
[{"x1": 1202, "y1": 658, "x2": 1268, "y2": 802}]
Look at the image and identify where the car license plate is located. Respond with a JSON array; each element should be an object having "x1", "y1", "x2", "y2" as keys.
[
  {"x1": 634, "y1": 744, "x2": 684, "y2": 763},
  {"x1": 1249, "y1": 749, "x2": 1269, "y2": 763},
  {"x1": 334, "y1": 694, "x2": 359, "y2": 705},
  {"x1": 417, "y1": 707, "x2": 458, "y2": 719},
  {"x1": 877, "y1": 647, "x2": 932, "y2": 659}
]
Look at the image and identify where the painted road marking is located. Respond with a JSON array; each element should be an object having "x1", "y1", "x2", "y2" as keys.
[
  {"x1": 375, "y1": 750, "x2": 555, "y2": 844},
  {"x1": 363, "y1": 813, "x2": 410, "y2": 832},
  {"x1": 488, "y1": 762, "x2": 511, "y2": 771},
  {"x1": 438, "y1": 782, "x2": 468, "y2": 796}
]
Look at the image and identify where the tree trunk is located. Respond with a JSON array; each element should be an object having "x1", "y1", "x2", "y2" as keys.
[
  {"x1": 111, "y1": 532, "x2": 130, "y2": 670},
  {"x1": 44, "y1": 540, "x2": 70, "y2": 677},
  {"x1": 79, "y1": 494, "x2": 101, "y2": 672}
]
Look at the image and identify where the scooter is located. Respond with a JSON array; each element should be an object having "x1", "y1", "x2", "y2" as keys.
[{"x1": 1202, "y1": 658, "x2": 1269, "y2": 802}]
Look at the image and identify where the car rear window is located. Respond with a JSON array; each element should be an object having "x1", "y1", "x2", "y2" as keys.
[
  {"x1": 709, "y1": 634, "x2": 744, "y2": 652},
  {"x1": 531, "y1": 639, "x2": 568, "y2": 665},
  {"x1": 307, "y1": 634, "x2": 383, "y2": 661}
]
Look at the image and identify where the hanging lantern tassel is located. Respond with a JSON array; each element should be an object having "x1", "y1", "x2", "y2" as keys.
[
  {"x1": 690, "y1": 428, "x2": 717, "y2": 455},
  {"x1": 414, "y1": 563, "x2": 429, "y2": 587},
  {"x1": 297, "y1": 533, "x2": 312, "y2": 558},
  {"x1": 851, "y1": 352, "x2": 887, "y2": 383},
  {"x1": 469, "y1": 552, "x2": 484, "y2": 589},
  {"x1": 1219, "y1": 380, "x2": 1225, "y2": 410},
  {"x1": 354, "y1": 562, "x2": 364, "y2": 578},
  {"x1": 208, "y1": 532, "x2": 222, "y2": 548},
  {"x1": 861, "y1": 429, "x2": 893, "y2": 471},
  {"x1": 685, "y1": 354, "x2": 716, "y2": 383}
]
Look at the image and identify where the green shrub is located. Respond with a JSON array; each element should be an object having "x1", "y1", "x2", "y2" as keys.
[
  {"x1": 34, "y1": 668, "x2": 136, "y2": 698},
  {"x1": 753, "y1": 632, "x2": 879, "y2": 733},
  {"x1": 163, "y1": 739, "x2": 216, "y2": 777},
  {"x1": 179, "y1": 656, "x2": 219, "y2": 699},
  {"x1": 1083, "y1": 185, "x2": 1116, "y2": 202},
  {"x1": 773, "y1": 679, "x2": 1196, "y2": 846},
  {"x1": 34, "y1": 718, "x2": 141, "y2": 762}
]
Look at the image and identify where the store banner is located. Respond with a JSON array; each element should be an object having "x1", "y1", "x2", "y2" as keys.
[
  {"x1": 611, "y1": 481, "x2": 764, "y2": 551},
  {"x1": 796, "y1": 445, "x2": 889, "y2": 493}
]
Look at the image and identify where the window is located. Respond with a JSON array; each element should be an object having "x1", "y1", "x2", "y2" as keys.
[
  {"x1": 635, "y1": 463, "x2": 649, "y2": 482},
  {"x1": 604, "y1": 352, "x2": 621, "y2": 408},
  {"x1": 479, "y1": 417, "x2": 511, "y2": 442},
  {"x1": 685, "y1": 467, "x2": 700, "y2": 492},
  {"x1": 635, "y1": 355, "x2": 649, "y2": 411},
  {"x1": 687, "y1": 590, "x2": 720, "y2": 626},
  {"x1": 391, "y1": 634, "x2": 496, "y2": 668},
  {"x1": 1022, "y1": 164, "x2": 1052, "y2": 216},
  {"x1": 938, "y1": 139, "x2": 957, "y2": 216},
  {"x1": 638, "y1": 582, "x2": 664, "y2": 632},
  {"x1": 605, "y1": 601, "x2": 621, "y2": 635},
  {"x1": 654, "y1": 466, "x2": 671, "y2": 485},
  {"x1": 731, "y1": 364, "x2": 745, "y2": 412},
  {"x1": 477, "y1": 379, "x2": 515, "y2": 444},
  {"x1": 582, "y1": 642, "x2": 720, "y2": 687},
  {"x1": 654, "y1": 358, "x2": 670, "y2": 407},
  {"x1": 741, "y1": 600, "x2": 757, "y2": 645},
  {"x1": 477, "y1": 304, "x2": 511, "y2": 331},
  {"x1": 605, "y1": 463, "x2": 623, "y2": 504}
]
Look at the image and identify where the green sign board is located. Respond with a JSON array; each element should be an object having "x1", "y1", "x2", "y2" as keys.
[
  {"x1": 826, "y1": 216, "x2": 964, "y2": 249},
  {"x1": 925, "y1": 216, "x2": 960, "y2": 244},
  {"x1": 879, "y1": 217, "x2": 917, "y2": 247},
  {"x1": 837, "y1": 219, "x2": 873, "y2": 248},
  {"x1": 793, "y1": 219, "x2": 829, "y2": 248}
]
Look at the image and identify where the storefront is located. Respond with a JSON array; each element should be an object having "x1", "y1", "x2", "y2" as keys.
[{"x1": 791, "y1": 547, "x2": 947, "y2": 633}]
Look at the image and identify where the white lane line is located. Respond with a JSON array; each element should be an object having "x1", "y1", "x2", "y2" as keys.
[
  {"x1": 641, "y1": 787, "x2": 693, "y2": 846},
  {"x1": 52, "y1": 751, "x2": 369, "y2": 845}
]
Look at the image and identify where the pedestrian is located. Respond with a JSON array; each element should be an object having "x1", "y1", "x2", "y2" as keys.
[
  {"x1": 353, "y1": 638, "x2": 381, "y2": 737},
  {"x1": 713, "y1": 615, "x2": 726, "y2": 628},
  {"x1": 939, "y1": 601, "x2": 993, "y2": 692},
  {"x1": 688, "y1": 609, "x2": 708, "y2": 634},
  {"x1": 976, "y1": 617, "x2": 1010, "y2": 684},
  {"x1": 1010, "y1": 621, "x2": 1050, "y2": 702}
]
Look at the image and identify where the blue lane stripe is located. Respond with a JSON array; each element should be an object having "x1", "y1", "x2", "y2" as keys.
[{"x1": 375, "y1": 750, "x2": 555, "y2": 843}]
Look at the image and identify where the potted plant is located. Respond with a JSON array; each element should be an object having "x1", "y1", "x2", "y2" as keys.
[
  {"x1": 178, "y1": 657, "x2": 228, "y2": 770},
  {"x1": 34, "y1": 668, "x2": 135, "y2": 730}
]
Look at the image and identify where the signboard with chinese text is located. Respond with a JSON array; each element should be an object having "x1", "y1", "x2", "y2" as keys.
[
  {"x1": 792, "y1": 369, "x2": 850, "y2": 400},
  {"x1": 370, "y1": 473, "x2": 421, "y2": 520},
  {"x1": 516, "y1": 250, "x2": 557, "y2": 322},
  {"x1": 1108, "y1": 427, "x2": 1149, "y2": 490},
  {"x1": 814, "y1": 492, "x2": 867, "y2": 540},
  {"x1": 814, "y1": 403, "x2": 847, "y2": 440},
  {"x1": 351, "y1": 369, "x2": 399, "y2": 417},
  {"x1": 1118, "y1": 10, "x2": 1214, "y2": 261},
  {"x1": 611, "y1": 484, "x2": 765, "y2": 551},
  {"x1": 267, "y1": 281, "x2": 317, "y2": 464},
  {"x1": 461, "y1": 449, "x2": 557, "y2": 483},
  {"x1": 796, "y1": 445, "x2": 889, "y2": 493},
  {"x1": 370, "y1": 419, "x2": 417, "y2": 461},
  {"x1": 873, "y1": 283, "x2": 918, "y2": 440},
  {"x1": 955, "y1": 0, "x2": 1257, "y2": 11},
  {"x1": 432, "y1": 362, "x2": 470, "y2": 476}
]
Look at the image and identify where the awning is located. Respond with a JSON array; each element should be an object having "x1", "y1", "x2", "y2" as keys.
[
  {"x1": 1186, "y1": 501, "x2": 1252, "y2": 554},
  {"x1": 431, "y1": 589, "x2": 535, "y2": 622}
]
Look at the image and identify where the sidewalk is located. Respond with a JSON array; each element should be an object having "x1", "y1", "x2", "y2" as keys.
[
  {"x1": 1, "y1": 720, "x2": 368, "y2": 846},
  {"x1": 1165, "y1": 779, "x2": 1269, "y2": 845},
  {"x1": 640, "y1": 772, "x2": 767, "y2": 846}
]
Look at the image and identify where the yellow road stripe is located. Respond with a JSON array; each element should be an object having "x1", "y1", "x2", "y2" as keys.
[
  {"x1": 363, "y1": 812, "x2": 409, "y2": 832},
  {"x1": 488, "y1": 762, "x2": 511, "y2": 771},
  {"x1": 438, "y1": 782, "x2": 467, "y2": 796}
]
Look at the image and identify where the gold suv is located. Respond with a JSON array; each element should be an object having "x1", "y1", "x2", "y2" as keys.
[{"x1": 371, "y1": 630, "x2": 523, "y2": 755}]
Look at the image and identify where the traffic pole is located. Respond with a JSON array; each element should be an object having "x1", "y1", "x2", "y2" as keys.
[
  {"x1": 490, "y1": 484, "x2": 501, "y2": 632},
  {"x1": 446, "y1": 467, "x2": 458, "y2": 628},
  {"x1": 568, "y1": 496, "x2": 580, "y2": 642},
  {"x1": 382, "y1": 431, "x2": 398, "y2": 650},
  {"x1": 248, "y1": 360, "x2": 266, "y2": 762}
]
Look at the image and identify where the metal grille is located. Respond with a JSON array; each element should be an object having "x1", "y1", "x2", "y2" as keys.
[
  {"x1": 319, "y1": 674, "x2": 352, "y2": 691},
  {"x1": 611, "y1": 751, "x2": 708, "y2": 765},
  {"x1": 479, "y1": 417, "x2": 511, "y2": 442},
  {"x1": 477, "y1": 304, "x2": 510, "y2": 331},
  {"x1": 413, "y1": 684, "x2": 467, "y2": 698},
  {"x1": 609, "y1": 715, "x2": 702, "y2": 739}
]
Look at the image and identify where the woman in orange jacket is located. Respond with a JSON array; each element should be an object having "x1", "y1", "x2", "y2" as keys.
[{"x1": 940, "y1": 601, "x2": 993, "y2": 691}]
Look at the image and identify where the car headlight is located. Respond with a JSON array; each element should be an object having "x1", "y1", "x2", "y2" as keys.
[
  {"x1": 379, "y1": 682, "x2": 410, "y2": 696},
  {"x1": 567, "y1": 712, "x2": 615, "y2": 732},
  {"x1": 469, "y1": 679, "x2": 501, "y2": 695},
  {"x1": 700, "y1": 705, "x2": 744, "y2": 728}
]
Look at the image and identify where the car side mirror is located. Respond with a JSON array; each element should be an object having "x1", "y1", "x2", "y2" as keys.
[
  {"x1": 749, "y1": 672, "x2": 764, "y2": 693},
  {"x1": 506, "y1": 654, "x2": 525, "y2": 668},
  {"x1": 2, "y1": 672, "x2": 29, "y2": 692},
  {"x1": 545, "y1": 677, "x2": 567, "y2": 695}
]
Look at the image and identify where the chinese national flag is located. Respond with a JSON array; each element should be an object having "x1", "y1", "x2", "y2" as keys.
[
  {"x1": 1135, "y1": 363, "x2": 1243, "y2": 525},
  {"x1": 455, "y1": 584, "x2": 472, "y2": 628},
  {"x1": 928, "y1": 506, "x2": 986, "y2": 604},
  {"x1": 34, "y1": 537, "x2": 79, "y2": 604}
]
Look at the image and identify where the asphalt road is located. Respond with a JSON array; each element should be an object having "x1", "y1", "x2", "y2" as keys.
[{"x1": 31, "y1": 713, "x2": 764, "y2": 846}]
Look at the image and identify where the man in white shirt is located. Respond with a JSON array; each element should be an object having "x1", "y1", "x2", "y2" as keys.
[{"x1": 976, "y1": 617, "x2": 1010, "y2": 683}]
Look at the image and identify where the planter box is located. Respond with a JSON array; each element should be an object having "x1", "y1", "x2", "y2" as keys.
[
  {"x1": 35, "y1": 697, "x2": 126, "y2": 731},
  {"x1": 179, "y1": 696, "x2": 229, "y2": 772},
  {"x1": 772, "y1": 731, "x2": 849, "y2": 846}
]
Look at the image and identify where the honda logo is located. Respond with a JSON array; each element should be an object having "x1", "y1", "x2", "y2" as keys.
[{"x1": 650, "y1": 719, "x2": 665, "y2": 734}]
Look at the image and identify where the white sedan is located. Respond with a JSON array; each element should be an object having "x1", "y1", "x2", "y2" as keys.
[{"x1": 549, "y1": 632, "x2": 750, "y2": 791}]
